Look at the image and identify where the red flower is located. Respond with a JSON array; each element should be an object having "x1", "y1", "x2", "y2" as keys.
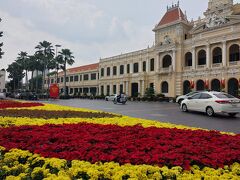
[{"x1": 0, "y1": 123, "x2": 239, "y2": 170}]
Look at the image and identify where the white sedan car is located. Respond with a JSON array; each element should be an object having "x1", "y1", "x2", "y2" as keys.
[
  {"x1": 0, "y1": 92, "x2": 6, "y2": 99},
  {"x1": 176, "y1": 91, "x2": 200, "y2": 104},
  {"x1": 105, "y1": 94, "x2": 117, "y2": 101},
  {"x1": 181, "y1": 91, "x2": 240, "y2": 117}
]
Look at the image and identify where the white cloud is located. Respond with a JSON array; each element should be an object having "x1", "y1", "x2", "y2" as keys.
[{"x1": 0, "y1": 7, "x2": 153, "y2": 71}]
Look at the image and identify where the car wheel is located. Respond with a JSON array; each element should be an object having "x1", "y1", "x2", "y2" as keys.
[
  {"x1": 228, "y1": 113, "x2": 237, "y2": 117},
  {"x1": 181, "y1": 104, "x2": 188, "y2": 112},
  {"x1": 206, "y1": 106, "x2": 214, "y2": 117},
  {"x1": 178, "y1": 99, "x2": 183, "y2": 105},
  {"x1": 105, "y1": 98, "x2": 108, "y2": 101}
]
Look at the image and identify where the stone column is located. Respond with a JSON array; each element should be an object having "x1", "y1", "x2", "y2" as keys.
[
  {"x1": 172, "y1": 50, "x2": 176, "y2": 71},
  {"x1": 146, "y1": 59, "x2": 149, "y2": 73},
  {"x1": 98, "y1": 85, "x2": 101, "y2": 95},
  {"x1": 124, "y1": 63, "x2": 127, "y2": 74},
  {"x1": 192, "y1": 47, "x2": 196, "y2": 70},
  {"x1": 110, "y1": 83, "x2": 113, "y2": 95},
  {"x1": 222, "y1": 41, "x2": 227, "y2": 67},
  {"x1": 138, "y1": 81, "x2": 141, "y2": 96},
  {"x1": 130, "y1": 63, "x2": 133, "y2": 74},
  {"x1": 117, "y1": 65, "x2": 120, "y2": 77},
  {"x1": 122, "y1": 82, "x2": 125, "y2": 94},
  {"x1": 103, "y1": 84, "x2": 107, "y2": 95},
  {"x1": 139, "y1": 60, "x2": 142, "y2": 73},
  {"x1": 110, "y1": 66, "x2": 113, "y2": 78},
  {"x1": 156, "y1": 53, "x2": 160, "y2": 72},
  {"x1": 141, "y1": 80, "x2": 145, "y2": 96},
  {"x1": 116, "y1": 83, "x2": 119, "y2": 94},
  {"x1": 126, "y1": 81, "x2": 129, "y2": 96},
  {"x1": 206, "y1": 44, "x2": 210, "y2": 68}
]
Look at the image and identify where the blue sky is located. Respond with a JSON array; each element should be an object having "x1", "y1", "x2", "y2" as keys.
[{"x1": 0, "y1": 0, "x2": 239, "y2": 70}]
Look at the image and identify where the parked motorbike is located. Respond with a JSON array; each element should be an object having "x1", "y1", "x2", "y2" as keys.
[{"x1": 113, "y1": 94, "x2": 127, "y2": 104}]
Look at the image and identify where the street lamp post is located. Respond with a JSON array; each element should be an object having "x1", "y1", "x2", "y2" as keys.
[{"x1": 55, "y1": 44, "x2": 61, "y2": 83}]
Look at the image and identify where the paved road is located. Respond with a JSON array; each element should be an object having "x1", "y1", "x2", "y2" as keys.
[{"x1": 42, "y1": 99, "x2": 240, "y2": 134}]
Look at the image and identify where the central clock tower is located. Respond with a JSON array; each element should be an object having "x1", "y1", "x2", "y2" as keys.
[{"x1": 205, "y1": 0, "x2": 233, "y2": 16}]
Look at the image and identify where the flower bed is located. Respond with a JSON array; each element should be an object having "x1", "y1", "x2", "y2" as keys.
[
  {"x1": 0, "y1": 109, "x2": 120, "y2": 119},
  {"x1": 0, "y1": 100, "x2": 240, "y2": 179},
  {"x1": 0, "y1": 100, "x2": 44, "y2": 109},
  {"x1": 1, "y1": 123, "x2": 239, "y2": 170}
]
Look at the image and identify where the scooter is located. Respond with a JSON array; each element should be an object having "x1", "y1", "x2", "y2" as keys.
[{"x1": 113, "y1": 94, "x2": 127, "y2": 104}]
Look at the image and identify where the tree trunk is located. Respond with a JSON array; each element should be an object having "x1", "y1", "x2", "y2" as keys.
[
  {"x1": 25, "y1": 70, "x2": 28, "y2": 90},
  {"x1": 47, "y1": 69, "x2": 50, "y2": 97},
  {"x1": 42, "y1": 67, "x2": 45, "y2": 93},
  {"x1": 31, "y1": 71, "x2": 34, "y2": 91},
  {"x1": 64, "y1": 62, "x2": 67, "y2": 96},
  {"x1": 36, "y1": 70, "x2": 39, "y2": 93}
]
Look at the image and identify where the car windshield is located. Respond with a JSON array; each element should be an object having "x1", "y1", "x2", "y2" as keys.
[
  {"x1": 214, "y1": 93, "x2": 235, "y2": 99},
  {"x1": 186, "y1": 92, "x2": 198, "y2": 96}
]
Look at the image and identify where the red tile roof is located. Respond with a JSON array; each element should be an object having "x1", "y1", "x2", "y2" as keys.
[
  {"x1": 157, "y1": 7, "x2": 187, "y2": 27},
  {"x1": 59, "y1": 63, "x2": 99, "y2": 75}
]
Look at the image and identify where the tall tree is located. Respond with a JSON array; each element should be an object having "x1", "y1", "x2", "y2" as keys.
[
  {"x1": 58, "y1": 49, "x2": 75, "y2": 96},
  {"x1": 16, "y1": 51, "x2": 29, "y2": 90},
  {"x1": 35, "y1": 41, "x2": 55, "y2": 92},
  {"x1": 28, "y1": 55, "x2": 38, "y2": 91},
  {"x1": 7, "y1": 62, "x2": 24, "y2": 91},
  {"x1": 0, "y1": 18, "x2": 4, "y2": 59}
]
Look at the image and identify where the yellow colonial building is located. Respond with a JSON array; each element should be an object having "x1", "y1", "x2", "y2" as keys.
[{"x1": 49, "y1": 0, "x2": 240, "y2": 98}]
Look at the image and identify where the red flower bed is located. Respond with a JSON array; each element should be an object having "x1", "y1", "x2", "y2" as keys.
[
  {"x1": 0, "y1": 123, "x2": 239, "y2": 169},
  {"x1": 0, "y1": 100, "x2": 44, "y2": 109}
]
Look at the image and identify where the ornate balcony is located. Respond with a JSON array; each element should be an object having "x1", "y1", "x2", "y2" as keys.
[{"x1": 159, "y1": 66, "x2": 173, "y2": 74}]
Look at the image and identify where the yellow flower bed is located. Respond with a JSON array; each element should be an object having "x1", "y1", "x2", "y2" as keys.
[{"x1": 1, "y1": 147, "x2": 240, "y2": 180}]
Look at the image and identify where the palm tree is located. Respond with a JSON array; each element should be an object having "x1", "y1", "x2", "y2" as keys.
[
  {"x1": 16, "y1": 51, "x2": 29, "y2": 90},
  {"x1": 28, "y1": 55, "x2": 39, "y2": 91},
  {"x1": 35, "y1": 41, "x2": 55, "y2": 92},
  {"x1": 58, "y1": 49, "x2": 75, "y2": 96}
]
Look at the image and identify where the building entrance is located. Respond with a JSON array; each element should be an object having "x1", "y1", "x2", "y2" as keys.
[
  {"x1": 228, "y1": 78, "x2": 239, "y2": 97},
  {"x1": 131, "y1": 83, "x2": 138, "y2": 97},
  {"x1": 183, "y1": 80, "x2": 191, "y2": 95}
]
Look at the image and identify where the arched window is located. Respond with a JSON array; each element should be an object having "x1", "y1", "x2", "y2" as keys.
[
  {"x1": 212, "y1": 47, "x2": 222, "y2": 64},
  {"x1": 183, "y1": 80, "x2": 191, "y2": 95},
  {"x1": 101, "y1": 68, "x2": 104, "y2": 77},
  {"x1": 133, "y1": 63, "x2": 139, "y2": 73},
  {"x1": 162, "y1": 55, "x2": 172, "y2": 68},
  {"x1": 142, "y1": 61, "x2": 146, "y2": 72},
  {"x1": 113, "y1": 66, "x2": 117, "y2": 75},
  {"x1": 229, "y1": 44, "x2": 240, "y2": 62},
  {"x1": 185, "y1": 52, "x2": 192, "y2": 67},
  {"x1": 211, "y1": 79, "x2": 220, "y2": 92},
  {"x1": 198, "y1": 50, "x2": 206, "y2": 65},
  {"x1": 196, "y1": 80, "x2": 205, "y2": 91},
  {"x1": 107, "y1": 67, "x2": 111, "y2": 76},
  {"x1": 120, "y1": 65, "x2": 124, "y2": 75},
  {"x1": 161, "y1": 81, "x2": 169, "y2": 93},
  {"x1": 150, "y1": 58, "x2": 155, "y2": 71},
  {"x1": 228, "y1": 78, "x2": 238, "y2": 97}
]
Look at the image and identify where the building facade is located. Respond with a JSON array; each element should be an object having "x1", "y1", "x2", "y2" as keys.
[
  {"x1": 47, "y1": 63, "x2": 99, "y2": 96},
  {"x1": 48, "y1": 0, "x2": 240, "y2": 97},
  {"x1": 0, "y1": 69, "x2": 6, "y2": 92}
]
